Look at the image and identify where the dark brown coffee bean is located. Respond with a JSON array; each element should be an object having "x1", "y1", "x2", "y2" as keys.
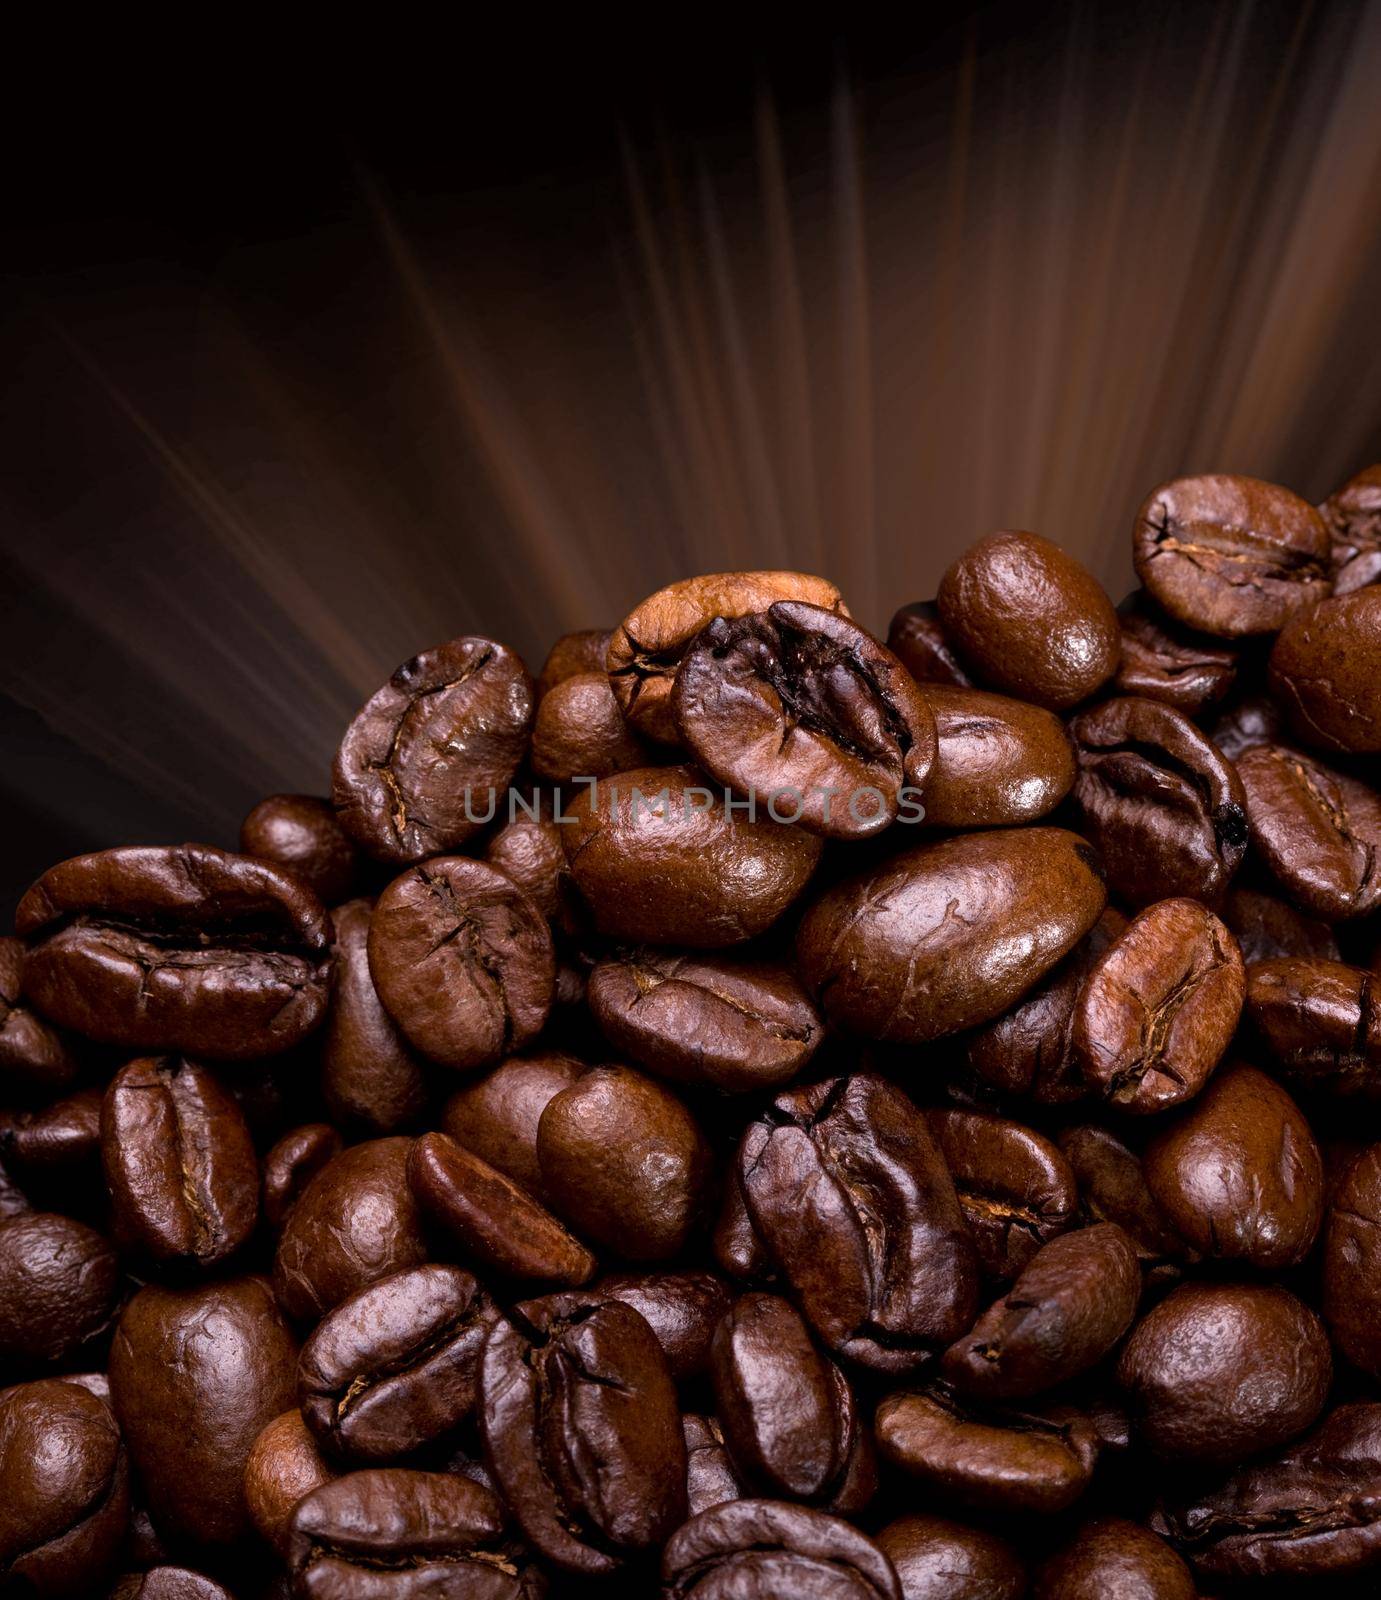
[
  {"x1": 1245, "y1": 956, "x2": 1381, "y2": 1096},
  {"x1": 0, "y1": 1085, "x2": 103, "y2": 1176},
  {"x1": 0, "y1": 1379, "x2": 129, "y2": 1596},
  {"x1": 244, "y1": 1408, "x2": 335, "y2": 1555},
  {"x1": 110, "y1": 1275, "x2": 297, "y2": 1546},
  {"x1": 608, "y1": 571, "x2": 847, "y2": 744},
  {"x1": 587, "y1": 948, "x2": 822, "y2": 1093},
  {"x1": 239, "y1": 793, "x2": 358, "y2": 906},
  {"x1": 101, "y1": 1056, "x2": 258, "y2": 1269},
  {"x1": 1208, "y1": 690, "x2": 1283, "y2": 761},
  {"x1": 877, "y1": 1513, "x2": 1025, "y2": 1600},
  {"x1": 682, "y1": 1414, "x2": 744, "y2": 1517},
  {"x1": 1270, "y1": 587, "x2": 1381, "y2": 753},
  {"x1": 262, "y1": 1123, "x2": 344, "y2": 1229},
  {"x1": 1144, "y1": 1064, "x2": 1323, "y2": 1269},
  {"x1": 1320, "y1": 463, "x2": 1381, "y2": 594},
  {"x1": 1072, "y1": 898, "x2": 1243, "y2": 1113},
  {"x1": 109, "y1": 1568, "x2": 235, "y2": 1600},
  {"x1": 1068, "y1": 696, "x2": 1248, "y2": 906},
  {"x1": 660, "y1": 1499, "x2": 902, "y2": 1600},
  {"x1": 367, "y1": 858, "x2": 554, "y2": 1070},
  {"x1": 736, "y1": 1073, "x2": 979, "y2": 1372},
  {"x1": 273, "y1": 1137, "x2": 429, "y2": 1322},
  {"x1": 331, "y1": 635, "x2": 534, "y2": 864},
  {"x1": 0, "y1": 1211, "x2": 119, "y2": 1363},
  {"x1": 672, "y1": 602, "x2": 936, "y2": 839},
  {"x1": 937, "y1": 532, "x2": 1120, "y2": 709},
  {"x1": 441, "y1": 1050, "x2": 583, "y2": 1198},
  {"x1": 1324, "y1": 1143, "x2": 1381, "y2": 1379},
  {"x1": 537, "y1": 627, "x2": 612, "y2": 698},
  {"x1": 0, "y1": 1155, "x2": 27, "y2": 1221},
  {"x1": 483, "y1": 807, "x2": 584, "y2": 932},
  {"x1": 409, "y1": 1130, "x2": 596, "y2": 1286},
  {"x1": 928, "y1": 1109, "x2": 1078, "y2": 1280},
  {"x1": 562, "y1": 763, "x2": 822, "y2": 946},
  {"x1": 298, "y1": 1263, "x2": 498, "y2": 1461},
  {"x1": 537, "y1": 1065, "x2": 712, "y2": 1262},
  {"x1": 1057, "y1": 1125, "x2": 1193, "y2": 1273},
  {"x1": 16, "y1": 844, "x2": 332, "y2": 1059},
  {"x1": 1114, "y1": 596, "x2": 1237, "y2": 712},
  {"x1": 886, "y1": 600, "x2": 973, "y2": 687},
  {"x1": 875, "y1": 1381, "x2": 1100, "y2": 1515},
  {"x1": 713, "y1": 1167, "x2": 773, "y2": 1282},
  {"x1": 1222, "y1": 884, "x2": 1339, "y2": 964},
  {"x1": 597, "y1": 1270, "x2": 731, "y2": 1381},
  {"x1": 797, "y1": 828, "x2": 1106, "y2": 1042},
  {"x1": 532, "y1": 669, "x2": 648, "y2": 782},
  {"x1": 479, "y1": 1293, "x2": 687, "y2": 1574},
  {"x1": 1133, "y1": 474, "x2": 1331, "y2": 636},
  {"x1": 0, "y1": 934, "x2": 79, "y2": 1100},
  {"x1": 1237, "y1": 742, "x2": 1381, "y2": 919},
  {"x1": 1035, "y1": 1518, "x2": 1194, "y2": 1600},
  {"x1": 942, "y1": 1224, "x2": 1141, "y2": 1400},
  {"x1": 921, "y1": 686, "x2": 1075, "y2": 829}
]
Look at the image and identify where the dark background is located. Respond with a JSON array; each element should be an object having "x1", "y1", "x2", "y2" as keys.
[{"x1": 5, "y1": 3, "x2": 1381, "y2": 920}]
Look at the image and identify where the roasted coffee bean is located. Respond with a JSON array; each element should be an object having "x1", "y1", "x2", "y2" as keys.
[
  {"x1": 710, "y1": 1293, "x2": 873, "y2": 1512},
  {"x1": 1132, "y1": 473, "x2": 1331, "y2": 636},
  {"x1": 607, "y1": 571, "x2": 847, "y2": 744},
  {"x1": 0, "y1": 1210, "x2": 119, "y2": 1362},
  {"x1": 1057, "y1": 1125, "x2": 1193, "y2": 1273},
  {"x1": 1237, "y1": 742, "x2": 1381, "y2": 919},
  {"x1": 672, "y1": 602, "x2": 937, "y2": 839},
  {"x1": 108, "y1": 1568, "x2": 234, "y2": 1600},
  {"x1": 479, "y1": 1293, "x2": 687, "y2": 1574},
  {"x1": 598, "y1": 1270, "x2": 732, "y2": 1381},
  {"x1": 1208, "y1": 690, "x2": 1283, "y2": 761},
  {"x1": 876, "y1": 1513, "x2": 1025, "y2": 1600},
  {"x1": 273, "y1": 1137, "x2": 430, "y2": 1322},
  {"x1": 921, "y1": 686, "x2": 1075, "y2": 829},
  {"x1": 16, "y1": 844, "x2": 332, "y2": 1059},
  {"x1": 1117, "y1": 1283, "x2": 1330, "y2": 1468},
  {"x1": 0, "y1": 1085, "x2": 102, "y2": 1176},
  {"x1": 110, "y1": 1275, "x2": 297, "y2": 1546},
  {"x1": 875, "y1": 1381, "x2": 1100, "y2": 1515},
  {"x1": 586, "y1": 948, "x2": 822, "y2": 1093},
  {"x1": 0, "y1": 934, "x2": 79, "y2": 1099},
  {"x1": 797, "y1": 828, "x2": 1105, "y2": 1042},
  {"x1": 537, "y1": 626, "x2": 612, "y2": 699},
  {"x1": 1245, "y1": 956, "x2": 1381, "y2": 1095},
  {"x1": 1154, "y1": 1402, "x2": 1381, "y2": 1582},
  {"x1": 531, "y1": 669, "x2": 647, "y2": 782},
  {"x1": 1113, "y1": 596, "x2": 1237, "y2": 712},
  {"x1": 332, "y1": 635, "x2": 534, "y2": 864},
  {"x1": 1072, "y1": 898, "x2": 1243, "y2": 1113},
  {"x1": 287, "y1": 1468, "x2": 539, "y2": 1597},
  {"x1": 660, "y1": 1499, "x2": 902, "y2": 1600},
  {"x1": 1270, "y1": 586, "x2": 1381, "y2": 753},
  {"x1": 409, "y1": 1131, "x2": 596, "y2": 1286},
  {"x1": 262, "y1": 1123, "x2": 344, "y2": 1229},
  {"x1": 942, "y1": 1224, "x2": 1141, "y2": 1400},
  {"x1": 298, "y1": 1263, "x2": 498, "y2": 1461},
  {"x1": 736, "y1": 1073, "x2": 979, "y2": 1371},
  {"x1": 1143, "y1": 1064, "x2": 1323, "y2": 1269},
  {"x1": 239, "y1": 793, "x2": 358, "y2": 907},
  {"x1": 483, "y1": 808, "x2": 583, "y2": 933},
  {"x1": 1034, "y1": 1518, "x2": 1194, "y2": 1600},
  {"x1": 1320, "y1": 463, "x2": 1381, "y2": 594},
  {"x1": 562, "y1": 763, "x2": 822, "y2": 946},
  {"x1": 885, "y1": 600, "x2": 973, "y2": 687},
  {"x1": 1222, "y1": 884, "x2": 1339, "y2": 964},
  {"x1": 0, "y1": 1154, "x2": 28, "y2": 1220},
  {"x1": 440, "y1": 1051, "x2": 583, "y2": 1198},
  {"x1": 244, "y1": 1408, "x2": 335, "y2": 1555},
  {"x1": 101, "y1": 1056, "x2": 258, "y2": 1269},
  {"x1": 682, "y1": 1415, "x2": 744, "y2": 1517},
  {"x1": 936, "y1": 531, "x2": 1120, "y2": 710},
  {"x1": 0, "y1": 1379, "x2": 129, "y2": 1595},
  {"x1": 1068, "y1": 696, "x2": 1248, "y2": 906},
  {"x1": 321, "y1": 898, "x2": 428, "y2": 1134},
  {"x1": 928, "y1": 1109, "x2": 1078, "y2": 1280},
  {"x1": 1323, "y1": 1143, "x2": 1381, "y2": 1378},
  {"x1": 536, "y1": 1065, "x2": 712, "y2": 1261},
  {"x1": 713, "y1": 1168, "x2": 773, "y2": 1282},
  {"x1": 367, "y1": 857, "x2": 554, "y2": 1070},
  {"x1": 966, "y1": 909, "x2": 1125, "y2": 1105}
]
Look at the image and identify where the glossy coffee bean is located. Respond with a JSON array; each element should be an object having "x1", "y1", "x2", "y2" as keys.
[
  {"x1": 1245, "y1": 956, "x2": 1381, "y2": 1096},
  {"x1": 1133, "y1": 473, "x2": 1331, "y2": 636},
  {"x1": 16, "y1": 844, "x2": 332, "y2": 1060},
  {"x1": 479, "y1": 1293, "x2": 687, "y2": 1574},
  {"x1": 0, "y1": 934, "x2": 79, "y2": 1100},
  {"x1": 299, "y1": 1263, "x2": 498, "y2": 1461},
  {"x1": 1208, "y1": 689, "x2": 1283, "y2": 760},
  {"x1": 0, "y1": 1211, "x2": 119, "y2": 1362},
  {"x1": 937, "y1": 531, "x2": 1120, "y2": 710},
  {"x1": 1222, "y1": 884, "x2": 1339, "y2": 964},
  {"x1": 877, "y1": 1514, "x2": 1025, "y2": 1600},
  {"x1": 536, "y1": 1065, "x2": 711, "y2": 1261},
  {"x1": 607, "y1": 570, "x2": 847, "y2": 744},
  {"x1": 886, "y1": 600, "x2": 973, "y2": 687},
  {"x1": 408, "y1": 1130, "x2": 596, "y2": 1286},
  {"x1": 109, "y1": 1275, "x2": 297, "y2": 1546},
  {"x1": 587, "y1": 948, "x2": 822, "y2": 1093},
  {"x1": 239, "y1": 793, "x2": 357, "y2": 906},
  {"x1": 537, "y1": 626, "x2": 611, "y2": 699},
  {"x1": 597, "y1": 1269, "x2": 731, "y2": 1381},
  {"x1": 672, "y1": 601, "x2": 937, "y2": 838},
  {"x1": 683, "y1": 1414, "x2": 745, "y2": 1517},
  {"x1": 660, "y1": 1499, "x2": 902, "y2": 1600},
  {"x1": 244, "y1": 1408, "x2": 335, "y2": 1555},
  {"x1": 483, "y1": 807, "x2": 583, "y2": 932},
  {"x1": 331, "y1": 635, "x2": 534, "y2": 864},
  {"x1": 0, "y1": 1379, "x2": 129, "y2": 1596},
  {"x1": 1114, "y1": 596, "x2": 1237, "y2": 712},
  {"x1": 1072, "y1": 898, "x2": 1243, "y2": 1113},
  {"x1": 108, "y1": 1568, "x2": 235, "y2": 1600},
  {"x1": 261, "y1": 1123, "x2": 343, "y2": 1229},
  {"x1": 273, "y1": 1138, "x2": 429, "y2": 1322},
  {"x1": 797, "y1": 828, "x2": 1105, "y2": 1042},
  {"x1": 0, "y1": 1085, "x2": 102, "y2": 1176},
  {"x1": 440, "y1": 1050, "x2": 583, "y2": 1198},
  {"x1": 1143, "y1": 1064, "x2": 1323, "y2": 1269},
  {"x1": 921, "y1": 685, "x2": 1074, "y2": 829},
  {"x1": 1057, "y1": 1125, "x2": 1192, "y2": 1273},
  {"x1": 1320, "y1": 463, "x2": 1381, "y2": 593},
  {"x1": 101, "y1": 1056, "x2": 258, "y2": 1269},
  {"x1": 531, "y1": 669, "x2": 647, "y2": 782},
  {"x1": 562, "y1": 763, "x2": 822, "y2": 946},
  {"x1": 737, "y1": 1073, "x2": 978, "y2": 1371},
  {"x1": 1035, "y1": 1518, "x2": 1194, "y2": 1600},
  {"x1": 942, "y1": 1224, "x2": 1141, "y2": 1400},
  {"x1": 1270, "y1": 587, "x2": 1381, "y2": 753},
  {"x1": 1324, "y1": 1143, "x2": 1381, "y2": 1378}
]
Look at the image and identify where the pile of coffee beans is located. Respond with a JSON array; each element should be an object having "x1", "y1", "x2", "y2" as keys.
[{"x1": 4, "y1": 464, "x2": 1381, "y2": 1598}]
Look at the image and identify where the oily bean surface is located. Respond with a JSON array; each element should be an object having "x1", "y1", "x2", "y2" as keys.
[
  {"x1": 921, "y1": 685, "x2": 1075, "y2": 829},
  {"x1": 1321, "y1": 463, "x2": 1381, "y2": 593},
  {"x1": 885, "y1": 600, "x2": 973, "y2": 686},
  {"x1": 1269, "y1": 586, "x2": 1381, "y2": 753},
  {"x1": 1113, "y1": 596, "x2": 1237, "y2": 711},
  {"x1": 238, "y1": 793, "x2": 358, "y2": 906}
]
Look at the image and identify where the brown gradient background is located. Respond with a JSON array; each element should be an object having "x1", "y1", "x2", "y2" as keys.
[{"x1": 3, "y1": 5, "x2": 1381, "y2": 917}]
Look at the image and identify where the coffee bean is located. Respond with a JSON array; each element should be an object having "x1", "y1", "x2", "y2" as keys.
[
  {"x1": 1245, "y1": 956, "x2": 1381, "y2": 1096},
  {"x1": 243, "y1": 1408, "x2": 335, "y2": 1555},
  {"x1": 1323, "y1": 1143, "x2": 1381, "y2": 1379},
  {"x1": 239, "y1": 793, "x2": 358, "y2": 907},
  {"x1": 1133, "y1": 473, "x2": 1331, "y2": 636},
  {"x1": 1057, "y1": 1125, "x2": 1193, "y2": 1274},
  {"x1": 1222, "y1": 884, "x2": 1339, "y2": 964},
  {"x1": 876, "y1": 1513, "x2": 1025, "y2": 1600},
  {"x1": 261, "y1": 1123, "x2": 343, "y2": 1229},
  {"x1": 886, "y1": 600, "x2": 973, "y2": 687},
  {"x1": 537, "y1": 627, "x2": 612, "y2": 699},
  {"x1": 0, "y1": 1211, "x2": 119, "y2": 1362},
  {"x1": 440, "y1": 1050, "x2": 584, "y2": 1198},
  {"x1": 532, "y1": 669, "x2": 647, "y2": 783},
  {"x1": 1208, "y1": 690, "x2": 1284, "y2": 761},
  {"x1": 1035, "y1": 1518, "x2": 1194, "y2": 1600},
  {"x1": 109, "y1": 1568, "x2": 234, "y2": 1600},
  {"x1": 1320, "y1": 463, "x2": 1381, "y2": 594},
  {"x1": 597, "y1": 1269, "x2": 731, "y2": 1381},
  {"x1": 16, "y1": 844, "x2": 332, "y2": 1059},
  {"x1": 0, "y1": 935, "x2": 79, "y2": 1100},
  {"x1": 0, "y1": 1085, "x2": 103, "y2": 1177},
  {"x1": 1113, "y1": 595, "x2": 1237, "y2": 712},
  {"x1": 483, "y1": 807, "x2": 585, "y2": 933},
  {"x1": 1270, "y1": 587, "x2": 1381, "y2": 753},
  {"x1": 682, "y1": 1414, "x2": 745, "y2": 1517},
  {"x1": 921, "y1": 686, "x2": 1075, "y2": 830}
]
